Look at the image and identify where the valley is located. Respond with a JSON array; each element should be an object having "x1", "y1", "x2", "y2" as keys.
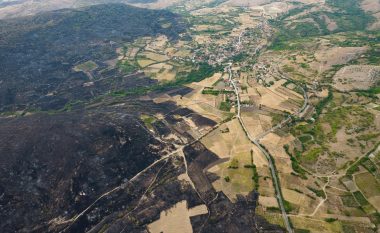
[{"x1": 0, "y1": 0, "x2": 379, "y2": 233}]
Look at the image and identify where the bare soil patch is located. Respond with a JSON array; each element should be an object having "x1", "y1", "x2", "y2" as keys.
[{"x1": 333, "y1": 65, "x2": 380, "y2": 91}]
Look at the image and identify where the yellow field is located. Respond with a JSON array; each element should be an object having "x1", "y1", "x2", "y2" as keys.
[
  {"x1": 194, "y1": 24, "x2": 225, "y2": 31},
  {"x1": 144, "y1": 62, "x2": 177, "y2": 82},
  {"x1": 140, "y1": 51, "x2": 169, "y2": 62},
  {"x1": 73, "y1": 61, "x2": 97, "y2": 72},
  {"x1": 137, "y1": 59, "x2": 157, "y2": 68},
  {"x1": 290, "y1": 216, "x2": 342, "y2": 233},
  {"x1": 173, "y1": 49, "x2": 191, "y2": 57},
  {"x1": 148, "y1": 200, "x2": 207, "y2": 233}
]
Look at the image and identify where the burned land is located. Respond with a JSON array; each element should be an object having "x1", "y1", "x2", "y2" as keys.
[{"x1": 0, "y1": 3, "x2": 185, "y2": 112}]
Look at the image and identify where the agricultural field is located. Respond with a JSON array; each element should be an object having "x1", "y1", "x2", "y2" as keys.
[
  {"x1": 148, "y1": 200, "x2": 208, "y2": 233},
  {"x1": 355, "y1": 172, "x2": 380, "y2": 211},
  {"x1": 70, "y1": 0, "x2": 380, "y2": 232},
  {"x1": 102, "y1": 0, "x2": 380, "y2": 231}
]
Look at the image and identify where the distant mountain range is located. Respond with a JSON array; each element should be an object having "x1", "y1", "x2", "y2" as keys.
[{"x1": 0, "y1": 0, "x2": 165, "y2": 19}]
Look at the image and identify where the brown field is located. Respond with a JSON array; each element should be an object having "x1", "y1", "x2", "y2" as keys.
[
  {"x1": 310, "y1": 46, "x2": 368, "y2": 73},
  {"x1": 194, "y1": 24, "x2": 225, "y2": 31},
  {"x1": 361, "y1": 0, "x2": 380, "y2": 29},
  {"x1": 148, "y1": 200, "x2": 207, "y2": 233},
  {"x1": 258, "y1": 80, "x2": 303, "y2": 113},
  {"x1": 126, "y1": 47, "x2": 140, "y2": 59},
  {"x1": 248, "y1": 2, "x2": 290, "y2": 18},
  {"x1": 204, "y1": 118, "x2": 256, "y2": 201},
  {"x1": 241, "y1": 112, "x2": 272, "y2": 139},
  {"x1": 145, "y1": 35, "x2": 168, "y2": 51},
  {"x1": 333, "y1": 65, "x2": 380, "y2": 91},
  {"x1": 194, "y1": 35, "x2": 212, "y2": 45},
  {"x1": 259, "y1": 195, "x2": 278, "y2": 208},
  {"x1": 140, "y1": 51, "x2": 169, "y2": 62},
  {"x1": 202, "y1": 118, "x2": 251, "y2": 159},
  {"x1": 137, "y1": 59, "x2": 157, "y2": 68},
  {"x1": 173, "y1": 49, "x2": 191, "y2": 58},
  {"x1": 144, "y1": 62, "x2": 176, "y2": 81},
  {"x1": 209, "y1": 157, "x2": 255, "y2": 201},
  {"x1": 156, "y1": 73, "x2": 230, "y2": 123},
  {"x1": 126, "y1": 0, "x2": 182, "y2": 9},
  {"x1": 255, "y1": 205, "x2": 285, "y2": 228},
  {"x1": 283, "y1": 188, "x2": 318, "y2": 214},
  {"x1": 290, "y1": 216, "x2": 342, "y2": 233}
]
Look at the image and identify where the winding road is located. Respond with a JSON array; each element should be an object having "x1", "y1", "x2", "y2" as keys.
[{"x1": 227, "y1": 64, "x2": 294, "y2": 233}]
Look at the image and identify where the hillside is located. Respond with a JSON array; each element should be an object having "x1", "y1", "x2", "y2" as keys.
[{"x1": 0, "y1": 3, "x2": 185, "y2": 112}]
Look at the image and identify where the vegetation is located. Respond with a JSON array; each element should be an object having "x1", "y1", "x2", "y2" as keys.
[
  {"x1": 283, "y1": 200, "x2": 294, "y2": 213},
  {"x1": 118, "y1": 60, "x2": 137, "y2": 73},
  {"x1": 202, "y1": 89, "x2": 234, "y2": 95},
  {"x1": 326, "y1": 0, "x2": 374, "y2": 32},
  {"x1": 228, "y1": 158, "x2": 239, "y2": 169},
  {"x1": 353, "y1": 191, "x2": 369, "y2": 206},
  {"x1": 295, "y1": 229, "x2": 310, "y2": 233},
  {"x1": 141, "y1": 114, "x2": 156, "y2": 130},
  {"x1": 250, "y1": 150, "x2": 260, "y2": 190},
  {"x1": 219, "y1": 101, "x2": 232, "y2": 112},
  {"x1": 111, "y1": 63, "x2": 222, "y2": 96},
  {"x1": 303, "y1": 147, "x2": 323, "y2": 162},
  {"x1": 324, "y1": 218, "x2": 337, "y2": 223},
  {"x1": 75, "y1": 61, "x2": 98, "y2": 72},
  {"x1": 63, "y1": 100, "x2": 84, "y2": 111},
  {"x1": 314, "y1": 88, "x2": 333, "y2": 118},
  {"x1": 284, "y1": 145, "x2": 307, "y2": 179},
  {"x1": 307, "y1": 186, "x2": 326, "y2": 199},
  {"x1": 356, "y1": 87, "x2": 380, "y2": 99}
]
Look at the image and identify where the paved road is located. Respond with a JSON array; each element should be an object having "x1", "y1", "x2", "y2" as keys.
[
  {"x1": 255, "y1": 72, "x2": 309, "y2": 141},
  {"x1": 227, "y1": 65, "x2": 294, "y2": 233}
]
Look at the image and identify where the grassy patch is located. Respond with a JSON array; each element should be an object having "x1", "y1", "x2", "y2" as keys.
[
  {"x1": 118, "y1": 60, "x2": 137, "y2": 73},
  {"x1": 314, "y1": 88, "x2": 333, "y2": 118},
  {"x1": 284, "y1": 145, "x2": 308, "y2": 179},
  {"x1": 228, "y1": 158, "x2": 239, "y2": 169},
  {"x1": 270, "y1": 113, "x2": 284, "y2": 126},
  {"x1": 202, "y1": 89, "x2": 234, "y2": 95},
  {"x1": 63, "y1": 100, "x2": 84, "y2": 111},
  {"x1": 74, "y1": 61, "x2": 97, "y2": 72},
  {"x1": 356, "y1": 133, "x2": 380, "y2": 142},
  {"x1": 324, "y1": 218, "x2": 337, "y2": 223},
  {"x1": 307, "y1": 186, "x2": 326, "y2": 199},
  {"x1": 303, "y1": 147, "x2": 323, "y2": 162},
  {"x1": 298, "y1": 135, "x2": 312, "y2": 143},
  {"x1": 353, "y1": 191, "x2": 369, "y2": 206},
  {"x1": 326, "y1": 0, "x2": 374, "y2": 32},
  {"x1": 219, "y1": 101, "x2": 231, "y2": 112},
  {"x1": 340, "y1": 194, "x2": 359, "y2": 207},
  {"x1": 355, "y1": 172, "x2": 380, "y2": 198},
  {"x1": 284, "y1": 199, "x2": 294, "y2": 213},
  {"x1": 141, "y1": 114, "x2": 156, "y2": 130}
]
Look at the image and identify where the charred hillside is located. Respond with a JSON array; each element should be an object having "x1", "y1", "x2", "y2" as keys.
[{"x1": 0, "y1": 3, "x2": 186, "y2": 112}]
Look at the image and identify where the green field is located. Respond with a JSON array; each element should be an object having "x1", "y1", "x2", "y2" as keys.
[
  {"x1": 74, "y1": 61, "x2": 98, "y2": 72},
  {"x1": 355, "y1": 172, "x2": 380, "y2": 198}
]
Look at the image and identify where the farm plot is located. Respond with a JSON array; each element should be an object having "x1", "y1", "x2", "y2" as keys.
[
  {"x1": 148, "y1": 200, "x2": 207, "y2": 233},
  {"x1": 355, "y1": 172, "x2": 380, "y2": 211}
]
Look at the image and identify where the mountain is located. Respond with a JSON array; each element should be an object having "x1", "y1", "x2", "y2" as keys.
[{"x1": 0, "y1": 0, "x2": 168, "y2": 20}]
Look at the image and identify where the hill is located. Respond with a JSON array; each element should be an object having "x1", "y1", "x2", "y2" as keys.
[{"x1": 0, "y1": 3, "x2": 185, "y2": 112}]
